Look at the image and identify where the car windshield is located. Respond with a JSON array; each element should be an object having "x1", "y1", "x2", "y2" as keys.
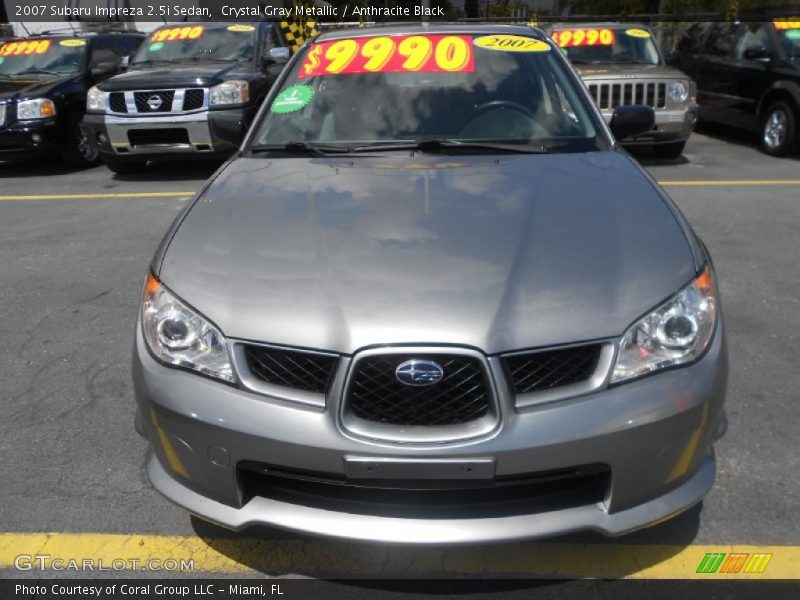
[
  {"x1": 774, "y1": 20, "x2": 800, "y2": 62},
  {"x1": 251, "y1": 32, "x2": 604, "y2": 153},
  {"x1": 132, "y1": 24, "x2": 255, "y2": 65},
  {"x1": 0, "y1": 38, "x2": 86, "y2": 76},
  {"x1": 553, "y1": 27, "x2": 660, "y2": 65}
]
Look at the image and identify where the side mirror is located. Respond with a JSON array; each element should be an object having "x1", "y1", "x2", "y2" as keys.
[
  {"x1": 743, "y1": 46, "x2": 771, "y2": 61},
  {"x1": 90, "y1": 60, "x2": 119, "y2": 78},
  {"x1": 265, "y1": 47, "x2": 290, "y2": 68},
  {"x1": 609, "y1": 104, "x2": 655, "y2": 140}
]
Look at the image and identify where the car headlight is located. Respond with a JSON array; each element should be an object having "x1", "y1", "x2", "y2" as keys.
[
  {"x1": 141, "y1": 272, "x2": 235, "y2": 383},
  {"x1": 610, "y1": 267, "x2": 717, "y2": 384},
  {"x1": 17, "y1": 98, "x2": 56, "y2": 120},
  {"x1": 669, "y1": 81, "x2": 688, "y2": 103},
  {"x1": 209, "y1": 80, "x2": 249, "y2": 106},
  {"x1": 86, "y1": 86, "x2": 107, "y2": 113}
]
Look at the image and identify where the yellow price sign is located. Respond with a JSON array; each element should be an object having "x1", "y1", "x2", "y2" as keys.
[
  {"x1": 0, "y1": 39, "x2": 52, "y2": 56},
  {"x1": 552, "y1": 28, "x2": 615, "y2": 47},
  {"x1": 474, "y1": 35, "x2": 550, "y2": 52},
  {"x1": 60, "y1": 39, "x2": 86, "y2": 47},
  {"x1": 625, "y1": 29, "x2": 651, "y2": 39},
  {"x1": 150, "y1": 26, "x2": 204, "y2": 43}
]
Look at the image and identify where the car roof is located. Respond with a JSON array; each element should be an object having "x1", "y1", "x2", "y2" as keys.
[{"x1": 316, "y1": 22, "x2": 547, "y2": 42}]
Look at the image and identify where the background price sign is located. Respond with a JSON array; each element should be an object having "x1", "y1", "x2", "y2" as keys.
[
  {"x1": 552, "y1": 28, "x2": 616, "y2": 47},
  {"x1": 298, "y1": 34, "x2": 475, "y2": 78}
]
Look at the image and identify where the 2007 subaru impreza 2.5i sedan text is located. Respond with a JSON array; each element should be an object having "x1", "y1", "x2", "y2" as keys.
[{"x1": 133, "y1": 24, "x2": 728, "y2": 544}]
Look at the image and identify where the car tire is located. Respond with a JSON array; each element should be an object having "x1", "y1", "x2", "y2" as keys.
[
  {"x1": 59, "y1": 118, "x2": 100, "y2": 168},
  {"x1": 653, "y1": 141, "x2": 686, "y2": 159},
  {"x1": 102, "y1": 157, "x2": 147, "y2": 174},
  {"x1": 760, "y1": 101, "x2": 797, "y2": 156}
]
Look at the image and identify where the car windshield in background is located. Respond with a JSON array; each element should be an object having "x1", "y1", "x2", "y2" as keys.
[
  {"x1": 774, "y1": 19, "x2": 800, "y2": 62},
  {"x1": 553, "y1": 27, "x2": 660, "y2": 65},
  {"x1": 132, "y1": 24, "x2": 255, "y2": 65},
  {"x1": 252, "y1": 33, "x2": 603, "y2": 153},
  {"x1": 0, "y1": 38, "x2": 86, "y2": 76}
]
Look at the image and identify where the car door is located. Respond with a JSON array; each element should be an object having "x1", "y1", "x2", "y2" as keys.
[
  {"x1": 729, "y1": 22, "x2": 779, "y2": 130},
  {"x1": 696, "y1": 22, "x2": 739, "y2": 122}
]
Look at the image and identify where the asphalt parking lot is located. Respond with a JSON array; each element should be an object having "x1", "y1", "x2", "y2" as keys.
[{"x1": 1, "y1": 125, "x2": 799, "y2": 580}]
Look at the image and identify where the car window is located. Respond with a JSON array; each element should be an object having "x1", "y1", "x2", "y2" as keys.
[
  {"x1": 734, "y1": 23, "x2": 774, "y2": 59},
  {"x1": 132, "y1": 24, "x2": 255, "y2": 65},
  {"x1": 117, "y1": 36, "x2": 143, "y2": 57},
  {"x1": 704, "y1": 23, "x2": 738, "y2": 57},
  {"x1": 552, "y1": 27, "x2": 661, "y2": 65},
  {"x1": 0, "y1": 38, "x2": 87, "y2": 75},
  {"x1": 260, "y1": 24, "x2": 280, "y2": 56},
  {"x1": 773, "y1": 19, "x2": 800, "y2": 63},
  {"x1": 677, "y1": 22, "x2": 712, "y2": 54},
  {"x1": 251, "y1": 33, "x2": 605, "y2": 153}
]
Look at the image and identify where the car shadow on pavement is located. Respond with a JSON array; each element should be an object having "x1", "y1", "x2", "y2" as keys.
[
  {"x1": 189, "y1": 502, "x2": 702, "y2": 580},
  {"x1": 0, "y1": 158, "x2": 98, "y2": 178},
  {"x1": 109, "y1": 160, "x2": 225, "y2": 182},
  {"x1": 691, "y1": 121, "x2": 800, "y2": 161},
  {"x1": 626, "y1": 146, "x2": 690, "y2": 168}
]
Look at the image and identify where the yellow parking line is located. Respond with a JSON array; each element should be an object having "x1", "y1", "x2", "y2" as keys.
[
  {"x1": 0, "y1": 533, "x2": 798, "y2": 578},
  {"x1": 658, "y1": 180, "x2": 800, "y2": 186},
  {"x1": 0, "y1": 191, "x2": 195, "y2": 201}
]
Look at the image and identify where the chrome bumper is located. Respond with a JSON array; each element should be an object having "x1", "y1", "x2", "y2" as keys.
[
  {"x1": 602, "y1": 107, "x2": 697, "y2": 143},
  {"x1": 104, "y1": 111, "x2": 218, "y2": 156}
]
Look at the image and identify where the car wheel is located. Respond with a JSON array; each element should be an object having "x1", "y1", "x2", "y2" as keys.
[
  {"x1": 60, "y1": 118, "x2": 100, "y2": 168},
  {"x1": 102, "y1": 157, "x2": 147, "y2": 174},
  {"x1": 653, "y1": 141, "x2": 686, "y2": 159},
  {"x1": 760, "y1": 101, "x2": 797, "y2": 156}
]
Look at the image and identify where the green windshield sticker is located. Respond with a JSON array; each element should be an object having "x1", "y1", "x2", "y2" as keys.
[
  {"x1": 271, "y1": 85, "x2": 314, "y2": 114},
  {"x1": 149, "y1": 42, "x2": 164, "y2": 52},
  {"x1": 786, "y1": 29, "x2": 800, "y2": 40}
]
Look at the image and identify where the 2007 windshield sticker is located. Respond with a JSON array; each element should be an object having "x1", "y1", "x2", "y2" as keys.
[
  {"x1": 474, "y1": 35, "x2": 550, "y2": 52},
  {"x1": 298, "y1": 34, "x2": 474, "y2": 78},
  {"x1": 271, "y1": 85, "x2": 314, "y2": 114},
  {"x1": 625, "y1": 29, "x2": 651, "y2": 39}
]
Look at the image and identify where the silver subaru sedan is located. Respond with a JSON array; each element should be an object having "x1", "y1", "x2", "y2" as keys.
[{"x1": 133, "y1": 24, "x2": 727, "y2": 544}]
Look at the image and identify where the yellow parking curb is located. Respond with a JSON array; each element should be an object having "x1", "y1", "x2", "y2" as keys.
[{"x1": 0, "y1": 533, "x2": 798, "y2": 578}]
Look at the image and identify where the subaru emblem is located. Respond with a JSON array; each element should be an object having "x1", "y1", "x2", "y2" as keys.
[
  {"x1": 147, "y1": 95, "x2": 163, "y2": 110},
  {"x1": 395, "y1": 360, "x2": 444, "y2": 386}
]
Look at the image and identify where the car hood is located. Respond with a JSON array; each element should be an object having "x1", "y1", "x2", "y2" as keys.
[
  {"x1": 574, "y1": 63, "x2": 688, "y2": 80},
  {"x1": 0, "y1": 74, "x2": 60, "y2": 98},
  {"x1": 99, "y1": 62, "x2": 250, "y2": 91},
  {"x1": 159, "y1": 152, "x2": 697, "y2": 355}
]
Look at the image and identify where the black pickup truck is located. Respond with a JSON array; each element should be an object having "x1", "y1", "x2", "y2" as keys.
[
  {"x1": 83, "y1": 22, "x2": 291, "y2": 173},
  {"x1": 0, "y1": 31, "x2": 145, "y2": 167}
]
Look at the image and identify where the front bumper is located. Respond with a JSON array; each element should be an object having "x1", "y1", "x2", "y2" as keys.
[
  {"x1": 133, "y1": 322, "x2": 727, "y2": 544},
  {"x1": 0, "y1": 117, "x2": 67, "y2": 159},
  {"x1": 602, "y1": 106, "x2": 698, "y2": 145},
  {"x1": 83, "y1": 107, "x2": 250, "y2": 161}
]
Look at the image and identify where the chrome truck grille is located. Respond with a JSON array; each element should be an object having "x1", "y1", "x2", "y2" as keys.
[
  {"x1": 108, "y1": 89, "x2": 206, "y2": 114},
  {"x1": 587, "y1": 81, "x2": 667, "y2": 110}
]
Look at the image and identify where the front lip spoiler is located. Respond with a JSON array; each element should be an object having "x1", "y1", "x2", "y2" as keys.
[{"x1": 147, "y1": 451, "x2": 715, "y2": 544}]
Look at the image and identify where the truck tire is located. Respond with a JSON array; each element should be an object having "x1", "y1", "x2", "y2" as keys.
[
  {"x1": 60, "y1": 118, "x2": 99, "y2": 168},
  {"x1": 760, "y1": 101, "x2": 797, "y2": 156},
  {"x1": 653, "y1": 141, "x2": 686, "y2": 159},
  {"x1": 102, "y1": 157, "x2": 147, "y2": 174}
]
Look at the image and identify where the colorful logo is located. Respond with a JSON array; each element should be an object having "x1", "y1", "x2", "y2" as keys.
[{"x1": 696, "y1": 552, "x2": 772, "y2": 574}]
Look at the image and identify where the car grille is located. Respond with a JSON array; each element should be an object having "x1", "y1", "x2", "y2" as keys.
[
  {"x1": 347, "y1": 354, "x2": 490, "y2": 426},
  {"x1": 243, "y1": 345, "x2": 338, "y2": 394},
  {"x1": 127, "y1": 128, "x2": 189, "y2": 146},
  {"x1": 503, "y1": 344, "x2": 602, "y2": 395},
  {"x1": 238, "y1": 462, "x2": 610, "y2": 519},
  {"x1": 109, "y1": 92, "x2": 127, "y2": 113},
  {"x1": 182, "y1": 88, "x2": 205, "y2": 111},
  {"x1": 133, "y1": 90, "x2": 175, "y2": 113},
  {"x1": 588, "y1": 81, "x2": 667, "y2": 110}
]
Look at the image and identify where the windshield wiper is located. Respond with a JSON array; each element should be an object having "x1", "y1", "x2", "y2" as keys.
[
  {"x1": 249, "y1": 141, "x2": 354, "y2": 157},
  {"x1": 188, "y1": 57, "x2": 235, "y2": 63},
  {"x1": 351, "y1": 139, "x2": 548, "y2": 154},
  {"x1": 19, "y1": 69, "x2": 60, "y2": 76},
  {"x1": 132, "y1": 59, "x2": 183, "y2": 66}
]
